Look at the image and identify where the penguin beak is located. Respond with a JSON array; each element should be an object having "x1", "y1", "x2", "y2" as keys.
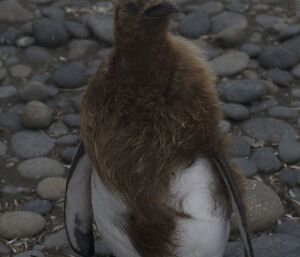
[{"x1": 142, "y1": 1, "x2": 180, "y2": 18}]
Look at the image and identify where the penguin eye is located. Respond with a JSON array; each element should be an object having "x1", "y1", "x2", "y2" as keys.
[{"x1": 126, "y1": 2, "x2": 139, "y2": 13}]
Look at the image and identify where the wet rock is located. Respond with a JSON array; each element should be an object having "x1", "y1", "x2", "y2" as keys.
[
  {"x1": 251, "y1": 147, "x2": 281, "y2": 174},
  {"x1": 211, "y1": 12, "x2": 247, "y2": 33},
  {"x1": 43, "y1": 229, "x2": 69, "y2": 250},
  {"x1": 242, "y1": 118, "x2": 297, "y2": 144},
  {"x1": 291, "y1": 64, "x2": 300, "y2": 79},
  {"x1": 282, "y1": 36, "x2": 300, "y2": 58},
  {"x1": 0, "y1": 85, "x2": 17, "y2": 99},
  {"x1": 37, "y1": 177, "x2": 66, "y2": 201},
  {"x1": 274, "y1": 220, "x2": 300, "y2": 239},
  {"x1": 60, "y1": 147, "x2": 77, "y2": 162},
  {"x1": 19, "y1": 81, "x2": 51, "y2": 102},
  {"x1": 0, "y1": 112, "x2": 22, "y2": 132},
  {"x1": 268, "y1": 106, "x2": 297, "y2": 120},
  {"x1": 23, "y1": 46, "x2": 52, "y2": 64},
  {"x1": 10, "y1": 131, "x2": 54, "y2": 159},
  {"x1": 18, "y1": 157, "x2": 65, "y2": 179},
  {"x1": 178, "y1": 11, "x2": 210, "y2": 38},
  {"x1": 277, "y1": 169, "x2": 300, "y2": 187},
  {"x1": 0, "y1": 0, "x2": 32, "y2": 23},
  {"x1": 267, "y1": 69, "x2": 293, "y2": 87},
  {"x1": 278, "y1": 138, "x2": 300, "y2": 164},
  {"x1": 240, "y1": 43, "x2": 262, "y2": 57},
  {"x1": 0, "y1": 242, "x2": 11, "y2": 255},
  {"x1": 231, "y1": 158, "x2": 257, "y2": 178},
  {"x1": 231, "y1": 179, "x2": 284, "y2": 233},
  {"x1": 229, "y1": 135, "x2": 251, "y2": 158},
  {"x1": 22, "y1": 200, "x2": 53, "y2": 216},
  {"x1": 199, "y1": 1, "x2": 223, "y2": 15},
  {"x1": 219, "y1": 79, "x2": 266, "y2": 104},
  {"x1": 223, "y1": 103, "x2": 250, "y2": 121},
  {"x1": 255, "y1": 14, "x2": 284, "y2": 28},
  {"x1": 279, "y1": 24, "x2": 300, "y2": 41},
  {"x1": 65, "y1": 20, "x2": 91, "y2": 39},
  {"x1": 22, "y1": 101, "x2": 52, "y2": 129},
  {"x1": 33, "y1": 18, "x2": 69, "y2": 47},
  {"x1": 259, "y1": 47, "x2": 298, "y2": 70},
  {"x1": 10, "y1": 64, "x2": 31, "y2": 78},
  {"x1": 56, "y1": 135, "x2": 78, "y2": 146},
  {"x1": 0, "y1": 211, "x2": 46, "y2": 239},
  {"x1": 87, "y1": 14, "x2": 113, "y2": 45},
  {"x1": 63, "y1": 114, "x2": 80, "y2": 128},
  {"x1": 52, "y1": 63, "x2": 86, "y2": 88}
]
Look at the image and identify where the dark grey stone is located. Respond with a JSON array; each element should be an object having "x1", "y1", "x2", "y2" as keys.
[
  {"x1": 63, "y1": 114, "x2": 80, "y2": 128},
  {"x1": 178, "y1": 11, "x2": 210, "y2": 38},
  {"x1": 229, "y1": 135, "x2": 251, "y2": 158},
  {"x1": 0, "y1": 185, "x2": 30, "y2": 195},
  {"x1": 19, "y1": 81, "x2": 51, "y2": 102},
  {"x1": 291, "y1": 64, "x2": 300, "y2": 79},
  {"x1": 60, "y1": 147, "x2": 77, "y2": 162},
  {"x1": 211, "y1": 12, "x2": 247, "y2": 33},
  {"x1": 278, "y1": 138, "x2": 300, "y2": 164},
  {"x1": 56, "y1": 135, "x2": 78, "y2": 146},
  {"x1": 0, "y1": 85, "x2": 17, "y2": 99},
  {"x1": 251, "y1": 147, "x2": 281, "y2": 174},
  {"x1": 277, "y1": 169, "x2": 300, "y2": 187},
  {"x1": 279, "y1": 24, "x2": 300, "y2": 41},
  {"x1": 267, "y1": 69, "x2": 294, "y2": 87},
  {"x1": 41, "y1": 7, "x2": 65, "y2": 20},
  {"x1": 242, "y1": 118, "x2": 297, "y2": 144},
  {"x1": 274, "y1": 220, "x2": 300, "y2": 239},
  {"x1": 0, "y1": 112, "x2": 22, "y2": 132},
  {"x1": 223, "y1": 103, "x2": 250, "y2": 121},
  {"x1": 250, "y1": 99, "x2": 278, "y2": 113},
  {"x1": 240, "y1": 43, "x2": 262, "y2": 57},
  {"x1": 0, "y1": 241, "x2": 11, "y2": 255},
  {"x1": 282, "y1": 36, "x2": 300, "y2": 58},
  {"x1": 231, "y1": 158, "x2": 257, "y2": 178},
  {"x1": 23, "y1": 46, "x2": 52, "y2": 64},
  {"x1": 65, "y1": 20, "x2": 91, "y2": 38},
  {"x1": 218, "y1": 79, "x2": 266, "y2": 104},
  {"x1": 14, "y1": 250, "x2": 45, "y2": 257},
  {"x1": 22, "y1": 199, "x2": 53, "y2": 215},
  {"x1": 268, "y1": 106, "x2": 297, "y2": 120}
]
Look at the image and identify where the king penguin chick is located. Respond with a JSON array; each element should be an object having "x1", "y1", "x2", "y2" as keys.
[{"x1": 65, "y1": 1, "x2": 253, "y2": 257}]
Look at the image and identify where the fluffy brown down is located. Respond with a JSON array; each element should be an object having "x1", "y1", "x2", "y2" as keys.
[{"x1": 80, "y1": 1, "x2": 245, "y2": 257}]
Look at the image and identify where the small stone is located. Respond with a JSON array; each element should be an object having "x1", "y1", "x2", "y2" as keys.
[
  {"x1": 259, "y1": 47, "x2": 298, "y2": 70},
  {"x1": 274, "y1": 220, "x2": 300, "y2": 239},
  {"x1": 37, "y1": 177, "x2": 66, "y2": 201},
  {"x1": 23, "y1": 46, "x2": 52, "y2": 64},
  {"x1": 211, "y1": 51, "x2": 249, "y2": 76},
  {"x1": 229, "y1": 135, "x2": 251, "y2": 158},
  {"x1": 219, "y1": 79, "x2": 266, "y2": 104},
  {"x1": 278, "y1": 138, "x2": 300, "y2": 164},
  {"x1": 0, "y1": 112, "x2": 22, "y2": 132},
  {"x1": 251, "y1": 147, "x2": 281, "y2": 174},
  {"x1": 63, "y1": 114, "x2": 80, "y2": 128},
  {"x1": 0, "y1": 185, "x2": 29, "y2": 195},
  {"x1": 60, "y1": 147, "x2": 77, "y2": 162},
  {"x1": 250, "y1": 99, "x2": 278, "y2": 113},
  {"x1": 178, "y1": 11, "x2": 210, "y2": 38},
  {"x1": 223, "y1": 103, "x2": 250, "y2": 121},
  {"x1": 0, "y1": 0, "x2": 32, "y2": 23},
  {"x1": 56, "y1": 135, "x2": 78, "y2": 146},
  {"x1": 267, "y1": 69, "x2": 294, "y2": 87},
  {"x1": 10, "y1": 64, "x2": 31, "y2": 78},
  {"x1": 87, "y1": 14, "x2": 113, "y2": 45},
  {"x1": 0, "y1": 68, "x2": 7, "y2": 81},
  {"x1": 242, "y1": 118, "x2": 297, "y2": 144},
  {"x1": 278, "y1": 169, "x2": 300, "y2": 187},
  {"x1": 22, "y1": 101, "x2": 52, "y2": 129},
  {"x1": 47, "y1": 122, "x2": 68, "y2": 137},
  {"x1": 255, "y1": 14, "x2": 284, "y2": 28},
  {"x1": 291, "y1": 64, "x2": 300, "y2": 79},
  {"x1": 43, "y1": 229, "x2": 69, "y2": 250},
  {"x1": 22, "y1": 200, "x2": 53, "y2": 216},
  {"x1": 282, "y1": 36, "x2": 300, "y2": 58},
  {"x1": 33, "y1": 18, "x2": 69, "y2": 47},
  {"x1": 16, "y1": 36, "x2": 35, "y2": 48},
  {"x1": 211, "y1": 12, "x2": 247, "y2": 34},
  {"x1": 65, "y1": 20, "x2": 91, "y2": 39},
  {"x1": 268, "y1": 106, "x2": 297, "y2": 120},
  {"x1": 14, "y1": 250, "x2": 45, "y2": 257},
  {"x1": 0, "y1": 211, "x2": 46, "y2": 239},
  {"x1": 279, "y1": 24, "x2": 300, "y2": 41},
  {"x1": 52, "y1": 63, "x2": 86, "y2": 89},
  {"x1": 218, "y1": 119, "x2": 231, "y2": 133},
  {"x1": 18, "y1": 157, "x2": 65, "y2": 179},
  {"x1": 0, "y1": 141, "x2": 7, "y2": 156},
  {"x1": 231, "y1": 158, "x2": 257, "y2": 178},
  {"x1": 0, "y1": 242, "x2": 11, "y2": 255},
  {"x1": 231, "y1": 179, "x2": 284, "y2": 233},
  {"x1": 213, "y1": 25, "x2": 246, "y2": 47},
  {"x1": 289, "y1": 187, "x2": 300, "y2": 202},
  {"x1": 67, "y1": 39, "x2": 99, "y2": 60},
  {"x1": 10, "y1": 131, "x2": 54, "y2": 159},
  {"x1": 19, "y1": 81, "x2": 51, "y2": 102},
  {"x1": 0, "y1": 85, "x2": 17, "y2": 99},
  {"x1": 199, "y1": 1, "x2": 223, "y2": 15},
  {"x1": 41, "y1": 7, "x2": 65, "y2": 20},
  {"x1": 240, "y1": 43, "x2": 262, "y2": 57}
]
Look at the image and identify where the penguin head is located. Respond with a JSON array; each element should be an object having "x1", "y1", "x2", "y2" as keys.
[{"x1": 114, "y1": 0, "x2": 180, "y2": 42}]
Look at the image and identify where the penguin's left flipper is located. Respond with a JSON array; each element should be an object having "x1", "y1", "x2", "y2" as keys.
[
  {"x1": 211, "y1": 151, "x2": 255, "y2": 257},
  {"x1": 65, "y1": 142, "x2": 95, "y2": 257}
]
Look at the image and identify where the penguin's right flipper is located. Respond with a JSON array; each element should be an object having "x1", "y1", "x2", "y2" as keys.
[{"x1": 65, "y1": 142, "x2": 95, "y2": 257}]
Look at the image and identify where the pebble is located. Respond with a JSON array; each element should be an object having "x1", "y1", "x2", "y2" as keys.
[
  {"x1": 0, "y1": 68, "x2": 7, "y2": 81},
  {"x1": 87, "y1": 14, "x2": 114, "y2": 45},
  {"x1": 268, "y1": 106, "x2": 297, "y2": 120},
  {"x1": 223, "y1": 103, "x2": 250, "y2": 121},
  {"x1": 278, "y1": 169, "x2": 300, "y2": 187},
  {"x1": 47, "y1": 122, "x2": 68, "y2": 137},
  {"x1": 291, "y1": 64, "x2": 300, "y2": 79},
  {"x1": 19, "y1": 81, "x2": 51, "y2": 102},
  {"x1": 219, "y1": 79, "x2": 266, "y2": 104},
  {"x1": 240, "y1": 43, "x2": 262, "y2": 57},
  {"x1": 67, "y1": 39, "x2": 99, "y2": 60},
  {"x1": 65, "y1": 20, "x2": 91, "y2": 39},
  {"x1": 218, "y1": 119, "x2": 231, "y2": 133},
  {"x1": 33, "y1": 18, "x2": 69, "y2": 47},
  {"x1": 43, "y1": 229, "x2": 69, "y2": 250},
  {"x1": 10, "y1": 64, "x2": 31, "y2": 78},
  {"x1": 52, "y1": 63, "x2": 86, "y2": 88},
  {"x1": 0, "y1": 0, "x2": 33, "y2": 23},
  {"x1": 259, "y1": 47, "x2": 298, "y2": 70},
  {"x1": 60, "y1": 147, "x2": 77, "y2": 162},
  {"x1": 251, "y1": 147, "x2": 281, "y2": 173},
  {"x1": 17, "y1": 157, "x2": 65, "y2": 179},
  {"x1": 0, "y1": 141, "x2": 7, "y2": 156},
  {"x1": 211, "y1": 12, "x2": 248, "y2": 33},
  {"x1": 0, "y1": 85, "x2": 17, "y2": 99},
  {"x1": 63, "y1": 113, "x2": 80, "y2": 128},
  {"x1": 242, "y1": 118, "x2": 297, "y2": 144},
  {"x1": 279, "y1": 24, "x2": 300, "y2": 41},
  {"x1": 23, "y1": 46, "x2": 52, "y2": 64},
  {"x1": 274, "y1": 220, "x2": 300, "y2": 239},
  {"x1": 14, "y1": 250, "x2": 45, "y2": 257},
  {"x1": 212, "y1": 51, "x2": 249, "y2": 76},
  {"x1": 56, "y1": 135, "x2": 78, "y2": 146},
  {"x1": 250, "y1": 99, "x2": 278, "y2": 113},
  {"x1": 41, "y1": 7, "x2": 65, "y2": 20},
  {"x1": 231, "y1": 179, "x2": 284, "y2": 233},
  {"x1": 229, "y1": 135, "x2": 251, "y2": 158},
  {"x1": 16, "y1": 36, "x2": 35, "y2": 48},
  {"x1": 0, "y1": 111, "x2": 22, "y2": 132},
  {"x1": 282, "y1": 36, "x2": 300, "y2": 58},
  {"x1": 199, "y1": 1, "x2": 223, "y2": 15},
  {"x1": 1, "y1": 185, "x2": 30, "y2": 195},
  {"x1": 10, "y1": 131, "x2": 54, "y2": 159},
  {"x1": 278, "y1": 138, "x2": 300, "y2": 164},
  {"x1": 37, "y1": 177, "x2": 66, "y2": 201},
  {"x1": 0, "y1": 211, "x2": 46, "y2": 239},
  {"x1": 255, "y1": 14, "x2": 284, "y2": 28},
  {"x1": 0, "y1": 241, "x2": 11, "y2": 255},
  {"x1": 267, "y1": 69, "x2": 293, "y2": 87},
  {"x1": 178, "y1": 11, "x2": 210, "y2": 38},
  {"x1": 213, "y1": 25, "x2": 246, "y2": 47},
  {"x1": 231, "y1": 158, "x2": 258, "y2": 177},
  {"x1": 22, "y1": 101, "x2": 52, "y2": 129},
  {"x1": 22, "y1": 200, "x2": 53, "y2": 216}
]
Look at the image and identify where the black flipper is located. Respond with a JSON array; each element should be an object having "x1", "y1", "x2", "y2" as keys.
[
  {"x1": 211, "y1": 151, "x2": 255, "y2": 257},
  {"x1": 65, "y1": 142, "x2": 95, "y2": 257}
]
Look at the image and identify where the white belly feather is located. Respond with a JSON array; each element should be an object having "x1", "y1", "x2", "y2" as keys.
[{"x1": 91, "y1": 158, "x2": 229, "y2": 257}]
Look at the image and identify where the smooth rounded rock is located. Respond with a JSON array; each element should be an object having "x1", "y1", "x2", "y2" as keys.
[
  {"x1": 19, "y1": 81, "x2": 51, "y2": 102},
  {"x1": 229, "y1": 135, "x2": 251, "y2": 158},
  {"x1": 0, "y1": 141, "x2": 7, "y2": 156},
  {"x1": 23, "y1": 46, "x2": 52, "y2": 64},
  {"x1": 10, "y1": 64, "x2": 31, "y2": 78},
  {"x1": 22, "y1": 200, "x2": 53, "y2": 216},
  {"x1": 0, "y1": 85, "x2": 17, "y2": 99},
  {"x1": 10, "y1": 131, "x2": 54, "y2": 159},
  {"x1": 278, "y1": 138, "x2": 300, "y2": 164},
  {"x1": 251, "y1": 147, "x2": 281, "y2": 174},
  {"x1": 63, "y1": 114, "x2": 80, "y2": 128},
  {"x1": 273, "y1": 220, "x2": 300, "y2": 239},
  {"x1": 211, "y1": 51, "x2": 249, "y2": 76},
  {"x1": 291, "y1": 63, "x2": 300, "y2": 79},
  {"x1": 65, "y1": 20, "x2": 91, "y2": 39},
  {"x1": 268, "y1": 106, "x2": 297, "y2": 120},
  {"x1": 43, "y1": 229, "x2": 69, "y2": 250},
  {"x1": 22, "y1": 101, "x2": 52, "y2": 129},
  {"x1": 17, "y1": 157, "x2": 65, "y2": 179},
  {"x1": 267, "y1": 69, "x2": 294, "y2": 87},
  {"x1": 211, "y1": 12, "x2": 247, "y2": 33},
  {"x1": 255, "y1": 14, "x2": 284, "y2": 28},
  {"x1": 240, "y1": 43, "x2": 262, "y2": 57},
  {"x1": 231, "y1": 158, "x2": 257, "y2": 178},
  {"x1": 0, "y1": 211, "x2": 46, "y2": 239},
  {"x1": 0, "y1": 241, "x2": 11, "y2": 255},
  {"x1": 278, "y1": 169, "x2": 300, "y2": 187},
  {"x1": 223, "y1": 103, "x2": 250, "y2": 121},
  {"x1": 14, "y1": 250, "x2": 45, "y2": 257},
  {"x1": 0, "y1": 0, "x2": 33, "y2": 23},
  {"x1": 282, "y1": 36, "x2": 300, "y2": 58},
  {"x1": 37, "y1": 177, "x2": 66, "y2": 201}
]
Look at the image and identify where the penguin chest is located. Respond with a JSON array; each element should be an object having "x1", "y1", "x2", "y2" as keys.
[{"x1": 91, "y1": 158, "x2": 229, "y2": 257}]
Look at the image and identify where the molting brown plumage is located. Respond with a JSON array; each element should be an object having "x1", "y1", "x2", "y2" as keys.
[{"x1": 80, "y1": 1, "x2": 245, "y2": 256}]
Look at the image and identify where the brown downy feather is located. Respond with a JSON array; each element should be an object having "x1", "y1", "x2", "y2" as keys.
[{"x1": 80, "y1": 1, "x2": 244, "y2": 256}]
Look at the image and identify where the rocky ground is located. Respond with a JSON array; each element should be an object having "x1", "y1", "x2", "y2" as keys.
[{"x1": 0, "y1": 0, "x2": 300, "y2": 256}]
